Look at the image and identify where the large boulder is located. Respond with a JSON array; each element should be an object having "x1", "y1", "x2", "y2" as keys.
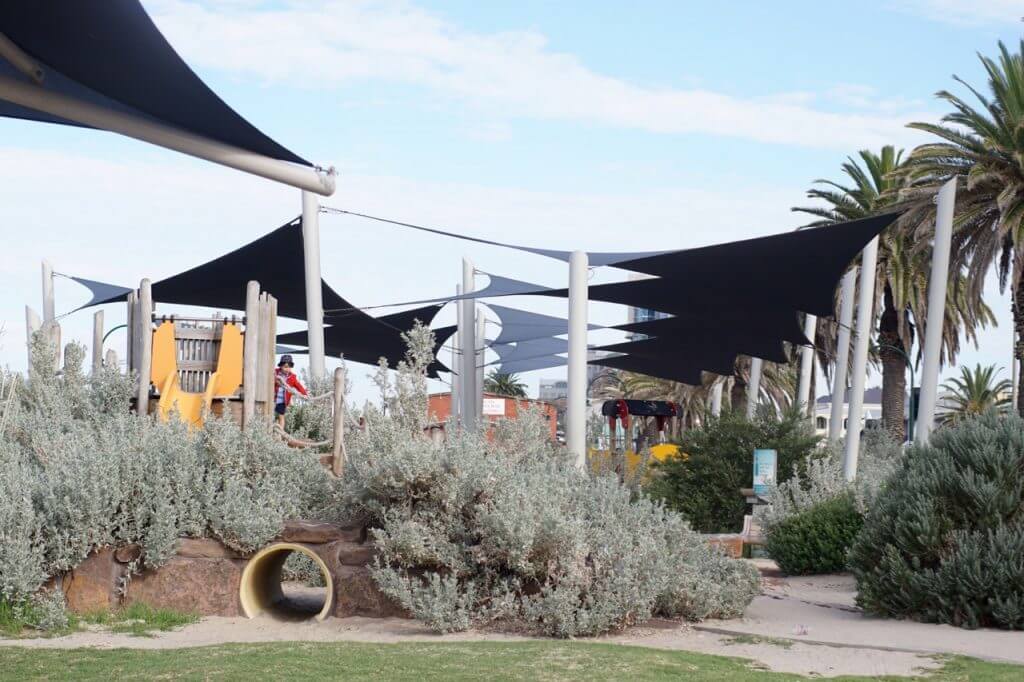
[
  {"x1": 176, "y1": 537, "x2": 245, "y2": 559},
  {"x1": 63, "y1": 547, "x2": 125, "y2": 612},
  {"x1": 278, "y1": 519, "x2": 364, "y2": 544},
  {"x1": 125, "y1": 556, "x2": 245, "y2": 616},
  {"x1": 331, "y1": 564, "x2": 407, "y2": 618}
]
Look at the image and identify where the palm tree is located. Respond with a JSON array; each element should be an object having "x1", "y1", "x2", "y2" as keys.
[
  {"x1": 897, "y1": 41, "x2": 1024, "y2": 414},
  {"x1": 483, "y1": 370, "x2": 527, "y2": 398},
  {"x1": 793, "y1": 146, "x2": 915, "y2": 440},
  {"x1": 937, "y1": 364, "x2": 1011, "y2": 425},
  {"x1": 793, "y1": 147, "x2": 993, "y2": 440}
]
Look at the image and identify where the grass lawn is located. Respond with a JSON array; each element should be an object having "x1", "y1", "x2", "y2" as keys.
[{"x1": 0, "y1": 641, "x2": 1021, "y2": 681}]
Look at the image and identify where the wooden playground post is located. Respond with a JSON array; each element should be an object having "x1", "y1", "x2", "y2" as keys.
[
  {"x1": 92, "y1": 310, "x2": 104, "y2": 374},
  {"x1": 126, "y1": 290, "x2": 138, "y2": 372},
  {"x1": 331, "y1": 365, "x2": 346, "y2": 477},
  {"x1": 24, "y1": 305, "x2": 41, "y2": 374},
  {"x1": 242, "y1": 281, "x2": 260, "y2": 428},
  {"x1": 105, "y1": 348, "x2": 118, "y2": 370},
  {"x1": 136, "y1": 279, "x2": 153, "y2": 416}
]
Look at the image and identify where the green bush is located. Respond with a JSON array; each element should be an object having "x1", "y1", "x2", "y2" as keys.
[
  {"x1": 849, "y1": 411, "x2": 1024, "y2": 630},
  {"x1": 645, "y1": 407, "x2": 821, "y2": 533},
  {"x1": 765, "y1": 494, "x2": 862, "y2": 575}
]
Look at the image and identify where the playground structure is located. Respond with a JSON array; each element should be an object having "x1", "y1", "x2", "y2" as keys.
[
  {"x1": 589, "y1": 399, "x2": 683, "y2": 476},
  {"x1": 125, "y1": 278, "x2": 277, "y2": 428},
  {"x1": 27, "y1": 270, "x2": 350, "y2": 477}
]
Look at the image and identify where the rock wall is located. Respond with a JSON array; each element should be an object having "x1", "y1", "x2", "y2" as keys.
[{"x1": 59, "y1": 520, "x2": 406, "y2": 619}]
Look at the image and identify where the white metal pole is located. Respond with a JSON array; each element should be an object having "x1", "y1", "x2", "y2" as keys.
[
  {"x1": 709, "y1": 381, "x2": 723, "y2": 417},
  {"x1": 460, "y1": 259, "x2": 478, "y2": 430},
  {"x1": 829, "y1": 268, "x2": 857, "y2": 442},
  {"x1": 567, "y1": 250, "x2": 589, "y2": 466},
  {"x1": 797, "y1": 314, "x2": 817, "y2": 416},
  {"x1": 0, "y1": 73, "x2": 335, "y2": 195},
  {"x1": 451, "y1": 284, "x2": 461, "y2": 417},
  {"x1": 476, "y1": 311, "x2": 486, "y2": 414},
  {"x1": 746, "y1": 357, "x2": 763, "y2": 420},
  {"x1": 843, "y1": 237, "x2": 879, "y2": 480},
  {"x1": 915, "y1": 179, "x2": 957, "y2": 444},
  {"x1": 301, "y1": 191, "x2": 326, "y2": 380},
  {"x1": 41, "y1": 260, "x2": 54, "y2": 323}
]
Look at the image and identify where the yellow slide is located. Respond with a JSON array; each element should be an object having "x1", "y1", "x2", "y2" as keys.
[{"x1": 150, "y1": 321, "x2": 244, "y2": 427}]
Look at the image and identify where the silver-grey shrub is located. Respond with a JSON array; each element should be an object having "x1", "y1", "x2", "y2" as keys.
[
  {"x1": 340, "y1": 324, "x2": 760, "y2": 637},
  {"x1": 760, "y1": 428, "x2": 903, "y2": 532},
  {"x1": 0, "y1": 334, "x2": 333, "y2": 618}
]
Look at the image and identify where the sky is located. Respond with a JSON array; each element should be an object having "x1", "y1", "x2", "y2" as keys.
[{"x1": 0, "y1": 0, "x2": 1021, "y2": 406}]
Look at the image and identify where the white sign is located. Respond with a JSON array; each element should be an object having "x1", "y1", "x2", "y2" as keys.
[{"x1": 482, "y1": 398, "x2": 506, "y2": 416}]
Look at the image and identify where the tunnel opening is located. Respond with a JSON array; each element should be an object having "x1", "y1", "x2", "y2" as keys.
[{"x1": 239, "y1": 542, "x2": 333, "y2": 621}]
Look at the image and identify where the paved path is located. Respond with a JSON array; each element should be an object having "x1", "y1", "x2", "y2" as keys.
[{"x1": 699, "y1": 569, "x2": 1024, "y2": 665}]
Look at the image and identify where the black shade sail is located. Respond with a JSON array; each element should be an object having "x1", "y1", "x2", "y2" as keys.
[
  {"x1": 0, "y1": 1, "x2": 309, "y2": 165},
  {"x1": 279, "y1": 324, "x2": 456, "y2": 377},
  {"x1": 79, "y1": 217, "x2": 451, "y2": 372}
]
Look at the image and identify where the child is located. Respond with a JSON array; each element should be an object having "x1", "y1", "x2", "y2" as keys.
[{"x1": 274, "y1": 354, "x2": 308, "y2": 428}]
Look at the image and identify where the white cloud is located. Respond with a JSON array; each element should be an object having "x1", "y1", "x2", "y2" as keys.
[
  {"x1": 891, "y1": 0, "x2": 1023, "y2": 25},
  {"x1": 144, "y1": 0, "x2": 934, "y2": 150}
]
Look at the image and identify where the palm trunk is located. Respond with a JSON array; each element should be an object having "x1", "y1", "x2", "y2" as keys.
[
  {"x1": 878, "y1": 284, "x2": 907, "y2": 441},
  {"x1": 731, "y1": 370, "x2": 747, "y2": 416},
  {"x1": 1014, "y1": 276, "x2": 1024, "y2": 417}
]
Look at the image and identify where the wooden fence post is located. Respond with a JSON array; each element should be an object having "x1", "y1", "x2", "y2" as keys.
[
  {"x1": 92, "y1": 310, "x2": 104, "y2": 374},
  {"x1": 242, "y1": 281, "x2": 260, "y2": 428},
  {"x1": 136, "y1": 279, "x2": 153, "y2": 416},
  {"x1": 25, "y1": 305, "x2": 41, "y2": 375},
  {"x1": 332, "y1": 365, "x2": 346, "y2": 477}
]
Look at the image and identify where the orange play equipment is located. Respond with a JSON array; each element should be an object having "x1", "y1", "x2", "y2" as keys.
[{"x1": 149, "y1": 320, "x2": 244, "y2": 426}]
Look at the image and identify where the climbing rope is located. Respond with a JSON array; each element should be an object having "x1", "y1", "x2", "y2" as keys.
[{"x1": 272, "y1": 424, "x2": 332, "y2": 449}]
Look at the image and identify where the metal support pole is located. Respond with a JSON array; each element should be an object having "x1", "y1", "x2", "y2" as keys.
[
  {"x1": 41, "y1": 260, "x2": 54, "y2": 323},
  {"x1": 843, "y1": 237, "x2": 879, "y2": 480},
  {"x1": 460, "y1": 259, "x2": 478, "y2": 430},
  {"x1": 797, "y1": 314, "x2": 817, "y2": 417},
  {"x1": 567, "y1": 250, "x2": 589, "y2": 466},
  {"x1": 916, "y1": 179, "x2": 956, "y2": 444},
  {"x1": 829, "y1": 268, "x2": 857, "y2": 442},
  {"x1": 301, "y1": 191, "x2": 326, "y2": 380},
  {"x1": 746, "y1": 357, "x2": 763, "y2": 420},
  {"x1": 709, "y1": 381, "x2": 723, "y2": 417},
  {"x1": 476, "y1": 311, "x2": 486, "y2": 414},
  {"x1": 0, "y1": 73, "x2": 335, "y2": 195},
  {"x1": 451, "y1": 284, "x2": 461, "y2": 417},
  {"x1": 92, "y1": 310, "x2": 104, "y2": 374}
]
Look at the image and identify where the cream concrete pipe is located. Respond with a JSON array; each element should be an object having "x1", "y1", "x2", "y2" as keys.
[{"x1": 239, "y1": 542, "x2": 334, "y2": 621}]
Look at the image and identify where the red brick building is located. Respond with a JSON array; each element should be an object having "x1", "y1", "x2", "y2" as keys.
[{"x1": 426, "y1": 392, "x2": 559, "y2": 441}]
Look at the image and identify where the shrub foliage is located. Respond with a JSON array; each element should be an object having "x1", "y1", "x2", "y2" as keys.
[
  {"x1": 765, "y1": 494, "x2": 863, "y2": 575},
  {"x1": 339, "y1": 325, "x2": 761, "y2": 637},
  {"x1": 849, "y1": 412, "x2": 1024, "y2": 630},
  {"x1": 0, "y1": 335, "x2": 332, "y2": 624},
  {"x1": 645, "y1": 408, "x2": 821, "y2": 533}
]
